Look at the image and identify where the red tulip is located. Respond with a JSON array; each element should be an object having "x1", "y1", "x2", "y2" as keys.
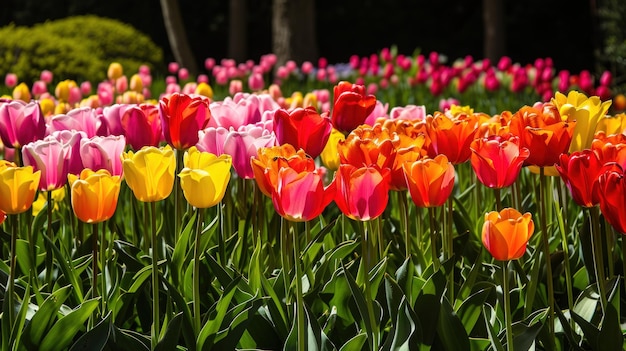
[
  {"x1": 331, "y1": 81, "x2": 377, "y2": 133},
  {"x1": 273, "y1": 106, "x2": 333, "y2": 158},
  {"x1": 470, "y1": 135, "x2": 529, "y2": 189},
  {"x1": 159, "y1": 92, "x2": 211, "y2": 150},
  {"x1": 555, "y1": 150, "x2": 608, "y2": 208},
  {"x1": 270, "y1": 167, "x2": 335, "y2": 222},
  {"x1": 598, "y1": 166, "x2": 626, "y2": 234}
]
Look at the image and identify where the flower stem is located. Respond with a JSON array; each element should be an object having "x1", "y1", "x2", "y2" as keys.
[
  {"x1": 428, "y1": 207, "x2": 440, "y2": 271},
  {"x1": 100, "y1": 222, "x2": 107, "y2": 314},
  {"x1": 45, "y1": 190, "x2": 53, "y2": 291},
  {"x1": 291, "y1": 221, "x2": 306, "y2": 351},
  {"x1": 150, "y1": 201, "x2": 160, "y2": 349},
  {"x1": 554, "y1": 179, "x2": 574, "y2": 317},
  {"x1": 7, "y1": 215, "x2": 18, "y2": 333},
  {"x1": 362, "y1": 221, "x2": 379, "y2": 351},
  {"x1": 445, "y1": 198, "x2": 454, "y2": 302},
  {"x1": 398, "y1": 191, "x2": 411, "y2": 259},
  {"x1": 193, "y1": 207, "x2": 204, "y2": 335},
  {"x1": 590, "y1": 206, "x2": 608, "y2": 317},
  {"x1": 502, "y1": 260, "x2": 514, "y2": 351},
  {"x1": 494, "y1": 187, "x2": 502, "y2": 212},
  {"x1": 539, "y1": 169, "x2": 555, "y2": 340},
  {"x1": 218, "y1": 200, "x2": 226, "y2": 265},
  {"x1": 174, "y1": 149, "x2": 184, "y2": 242}
]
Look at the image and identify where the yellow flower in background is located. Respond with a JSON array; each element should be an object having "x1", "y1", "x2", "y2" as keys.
[
  {"x1": 194, "y1": 82, "x2": 213, "y2": 99},
  {"x1": 303, "y1": 92, "x2": 318, "y2": 108},
  {"x1": 68, "y1": 169, "x2": 121, "y2": 224},
  {"x1": 179, "y1": 147, "x2": 232, "y2": 208},
  {"x1": 55, "y1": 80, "x2": 77, "y2": 102},
  {"x1": 39, "y1": 97, "x2": 56, "y2": 117},
  {"x1": 130, "y1": 74, "x2": 143, "y2": 93},
  {"x1": 552, "y1": 90, "x2": 611, "y2": 152},
  {"x1": 122, "y1": 145, "x2": 176, "y2": 202},
  {"x1": 596, "y1": 113, "x2": 626, "y2": 136},
  {"x1": 320, "y1": 128, "x2": 345, "y2": 171},
  {"x1": 12, "y1": 83, "x2": 31, "y2": 102},
  {"x1": 0, "y1": 162, "x2": 41, "y2": 214},
  {"x1": 286, "y1": 91, "x2": 303, "y2": 109},
  {"x1": 108, "y1": 62, "x2": 124, "y2": 81},
  {"x1": 32, "y1": 188, "x2": 66, "y2": 217},
  {"x1": 448, "y1": 104, "x2": 474, "y2": 117}
]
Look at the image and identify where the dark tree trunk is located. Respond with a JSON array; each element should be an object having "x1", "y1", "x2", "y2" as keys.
[
  {"x1": 272, "y1": 0, "x2": 318, "y2": 67},
  {"x1": 160, "y1": 0, "x2": 199, "y2": 74},
  {"x1": 228, "y1": 0, "x2": 248, "y2": 62},
  {"x1": 482, "y1": 0, "x2": 506, "y2": 61}
]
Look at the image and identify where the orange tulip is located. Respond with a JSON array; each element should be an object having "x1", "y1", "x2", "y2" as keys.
[
  {"x1": 68, "y1": 169, "x2": 121, "y2": 224},
  {"x1": 426, "y1": 111, "x2": 480, "y2": 164},
  {"x1": 270, "y1": 167, "x2": 335, "y2": 222},
  {"x1": 482, "y1": 208, "x2": 534, "y2": 261},
  {"x1": 334, "y1": 164, "x2": 391, "y2": 221},
  {"x1": 470, "y1": 135, "x2": 529, "y2": 189},
  {"x1": 591, "y1": 132, "x2": 626, "y2": 169},
  {"x1": 403, "y1": 154, "x2": 455, "y2": 208},
  {"x1": 338, "y1": 123, "x2": 397, "y2": 174},
  {"x1": 251, "y1": 144, "x2": 315, "y2": 197}
]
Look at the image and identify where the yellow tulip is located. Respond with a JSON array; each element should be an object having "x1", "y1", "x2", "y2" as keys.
[
  {"x1": 122, "y1": 145, "x2": 176, "y2": 202},
  {"x1": 0, "y1": 162, "x2": 41, "y2": 214},
  {"x1": 12, "y1": 83, "x2": 31, "y2": 102},
  {"x1": 68, "y1": 169, "x2": 121, "y2": 223},
  {"x1": 596, "y1": 113, "x2": 626, "y2": 136},
  {"x1": 108, "y1": 62, "x2": 124, "y2": 81},
  {"x1": 194, "y1": 82, "x2": 214, "y2": 99},
  {"x1": 320, "y1": 128, "x2": 345, "y2": 171},
  {"x1": 552, "y1": 90, "x2": 611, "y2": 152},
  {"x1": 179, "y1": 148, "x2": 232, "y2": 208}
]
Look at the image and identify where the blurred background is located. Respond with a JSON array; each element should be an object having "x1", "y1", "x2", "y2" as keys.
[{"x1": 1, "y1": 0, "x2": 624, "y2": 90}]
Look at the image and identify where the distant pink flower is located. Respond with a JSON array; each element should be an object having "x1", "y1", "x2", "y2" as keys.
[
  {"x1": 165, "y1": 83, "x2": 181, "y2": 95},
  {"x1": 68, "y1": 86, "x2": 82, "y2": 106},
  {"x1": 40, "y1": 70, "x2": 53, "y2": 84},
  {"x1": 197, "y1": 74, "x2": 209, "y2": 84},
  {"x1": 558, "y1": 70, "x2": 570, "y2": 92},
  {"x1": 0, "y1": 100, "x2": 46, "y2": 148},
  {"x1": 390, "y1": 105, "x2": 426, "y2": 121},
  {"x1": 139, "y1": 65, "x2": 151, "y2": 76},
  {"x1": 229, "y1": 80, "x2": 243, "y2": 96},
  {"x1": 4, "y1": 73, "x2": 17, "y2": 88},
  {"x1": 32, "y1": 81, "x2": 48, "y2": 96},
  {"x1": 168, "y1": 62, "x2": 180, "y2": 74},
  {"x1": 285, "y1": 60, "x2": 297, "y2": 72},
  {"x1": 301, "y1": 61, "x2": 313, "y2": 75},
  {"x1": 115, "y1": 76, "x2": 128, "y2": 93},
  {"x1": 276, "y1": 66, "x2": 289, "y2": 80},
  {"x1": 80, "y1": 81, "x2": 92, "y2": 96},
  {"x1": 182, "y1": 82, "x2": 197, "y2": 95},
  {"x1": 98, "y1": 82, "x2": 114, "y2": 106},
  {"x1": 439, "y1": 98, "x2": 459, "y2": 112},
  {"x1": 178, "y1": 68, "x2": 190, "y2": 81},
  {"x1": 205, "y1": 58, "x2": 216, "y2": 71},
  {"x1": 248, "y1": 73, "x2": 264, "y2": 91},
  {"x1": 80, "y1": 135, "x2": 126, "y2": 176},
  {"x1": 600, "y1": 71, "x2": 612, "y2": 87},
  {"x1": 364, "y1": 100, "x2": 389, "y2": 126}
]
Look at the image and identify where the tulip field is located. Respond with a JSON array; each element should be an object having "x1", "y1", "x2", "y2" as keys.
[{"x1": 1, "y1": 50, "x2": 626, "y2": 351}]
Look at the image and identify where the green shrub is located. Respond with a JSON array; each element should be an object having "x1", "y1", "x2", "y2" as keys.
[{"x1": 0, "y1": 16, "x2": 163, "y2": 84}]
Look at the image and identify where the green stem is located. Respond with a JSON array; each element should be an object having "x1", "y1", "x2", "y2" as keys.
[
  {"x1": 292, "y1": 221, "x2": 306, "y2": 351},
  {"x1": 101, "y1": 222, "x2": 108, "y2": 314},
  {"x1": 539, "y1": 169, "x2": 555, "y2": 340},
  {"x1": 590, "y1": 206, "x2": 608, "y2": 317},
  {"x1": 45, "y1": 191, "x2": 53, "y2": 291},
  {"x1": 502, "y1": 260, "x2": 514, "y2": 351},
  {"x1": 428, "y1": 207, "x2": 440, "y2": 271},
  {"x1": 280, "y1": 218, "x2": 291, "y2": 309},
  {"x1": 174, "y1": 149, "x2": 184, "y2": 243},
  {"x1": 7, "y1": 215, "x2": 17, "y2": 335},
  {"x1": 362, "y1": 221, "x2": 379, "y2": 351},
  {"x1": 150, "y1": 201, "x2": 160, "y2": 349},
  {"x1": 218, "y1": 200, "x2": 226, "y2": 265},
  {"x1": 398, "y1": 191, "x2": 411, "y2": 259},
  {"x1": 446, "y1": 198, "x2": 454, "y2": 302},
  {"x1": 554, "y1": 179, "x2": 574, "y2": 316},
  {"x1": 494, "y1": 187, "x2": 502, "y2": 212},
  {"x1": 193, "y1": 208, "x2": 204, "y2": 335},
  {"x1": 604, "y1": 218, "x2": 614, "y2": 279}
]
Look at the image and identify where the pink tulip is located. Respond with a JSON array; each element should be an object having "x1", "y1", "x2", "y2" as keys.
[
  {"x1": 600, "y1": 71, "x2": 612, "y2": 87},
  {"x1": 68, "y1": 86, "x2": 82, "y2": 106},
  {"x1": 4, "y1": 73, "x2": 17, "y2": 88},
  {"x1": 205, "y1": 58, "x2": 216, "y2": 71},
  {"x1": 389, "y1": 104, "x2": 426, "y2": 121},
  {"x1": 101, "y1": 104, "x2": 130, "y2": 136},
  {"x1": 222, "y1": 125, "x2": 277, "y2": 179},
  {"x1": 98, "y1": 82, "x2": 114, "y2": 106},
  {"x1": 197, "y1": 74, "x2": 209, "y2": 84},
  {"x1": 248, "y1": 73, "x2": 264, "y2": 91},
  {"x1": 0, "y1": 100, "x2": 46, "y2": 148},
  {"x1": 139, "y1": 65, "x2": 151, "y2": 76},
  {"x1": 178, "y1": 68, "x2": 190, "y2": 81},
  {"x1": 363, "y1": 100, "x2": 389, "y2": 126},
  {"x1": 121, "y1": 104, "x2": 162, "y2": 150},
  {"x1": 80, "y1": 135, "x2": 126, "y2": 176},
  {"x1": 196, "y1": 127, "x2": 230, "y2": 156},
  {"x1": 209, "y1": 95, "x2": 259, "y2": 129},
  {"x1": 49, "y1": 107, "x2": 105, "y2": 137},
  {"x1": 301, "y1": 61, "x2": 314, "y2": 75},
  {"x1": 229, "y1": 80, "x2": 243, "y2": 96},
  {"x1": 115, "y1": 76, "x2": 128, "y2": 93},
  {"x1": 40, "y1": 70, "x2": 53, "y2": 84},
  {"x1": 182, "y1": 82, "x2": 197, "y2": 95},
  {"x1": 276, "y1": 66, "x2": 289, "y2": 80},
  {"x1": 80, "y1": 81, "x2": 92, "y2": 96},
  {"x1": 168, "y1": 62, "x2": 180, "y2": 74},
  {"x1": 22, "y1": 136, "x2": 69, "y2": 190},
  {"x1": 32, "y1": 81, "x2": 48, "y2": 97},
  {"x1": 51, "y1": 130, "x2": 87, "y2": 175},
  {"x1": 439, "y1": 98, "x2": 459, "y2": 112}
]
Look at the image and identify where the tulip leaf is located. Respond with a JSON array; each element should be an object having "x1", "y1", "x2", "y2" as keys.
[
  {"x1": 39, "y1": 298, "x2": 100, "y2": 351},
  {"x1": 435, "y1": 296, "x2": 469, "y2": 351},
  {"x1": 384, "y1": 296, "x2": 420, "y2": 351},
  {"x1": 482, "y1": 305, "x2": 505, "y2": 351},
  {"x1": 456, "y1": 286, "x2": 492, "y2": 335},
  {"x1": 22, "y1": 285, "x2": 72, "y2": 348},
  {"x1": 342, "y1": 263, "x2": 378, "y2": 349},
  {"x1": 68, "y1": 312, "x2": 112, "y2": 351},
  {"x1": 11, "y1": 281, "x2": 31, "y2": 350},
  {"x1": 197, "y1": 276, "x2": 241, "y2": 349},
  {"x1": 128, "y1": 265, "x2": 152, "y2": 293},
  {"x1": 339, "y1": 333, "x2": 368, "y2": 351},
  {"x1": 154, "y1": 312, "x2": 183, "y2": 351},
  {"x1": 42, "y1": 234, "x2": 84, "y2": 302},
  {"x1": 170, "y1": 210, "x2": 196, "y2": 288},
  {"x1": 511, "y1": 308, "x2": 547, "y2": 351},
  {"x1": 213, "y1": 292, "x2": 265, "y2": 350},
  {"x1": 413, "y1": 268, "x2": 446, "y2": 347},
  {"x1": 15, "y1": 239, "x2": 33, "y2": 276}
]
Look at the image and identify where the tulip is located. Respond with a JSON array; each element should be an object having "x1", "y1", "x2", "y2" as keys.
[
  {"x1": 121, "y1": 104, "x2": 162, "y2": 150},
  {"x1": 482, "y1": 208, "x2": 534, "y2": 261},
  {"x1": 68, "y1": 169, "x2": 121, "y2": 223},
  {"x1": 0, "y1": 161, "x2": 41, "y2": 214},
  {"x1": 108, "y1": 62, "x2": 124, "y2": 81},
  {"x1": 597, "y1": 167, "x2": 626, "y2": 234},
  {"x1": 268, "y1": 166, "x2": 335, "y2": 222},
  {"x1": 552, "y1": 90, "x2": 611, "y2": 152},
  {"x1": 80, "y1": 135, "x2": 126, "y2": 177},
  {"x1": 331, "y1": 81, "x2": 377, "y2": 133},
  {"x1": 251, "y1": 145, "x2": 315, "y2": 197},
  {"x1": 555, "y1": 150, "x2": 606, "y2": 208},
  {"x1": 222, "y1": 125, "x2": 277, "y2": 179},
  {"x1": 334, "y1": 164, "x2": 391, "y2": 221},
  {"x1": 179, "y1": 147, "x2": 232, "y2": 208},
  {"x1": 403, "y1": 154, "x2": 455, "y2": 208},
  {"x1": 338, "y1": 124, "x2": 397, "y2": 172},
  {"x1": 195, "y1": 82, "x2": 213, "y2": 99},
  {"x1": 320, "y1": 128, "x2": 346, "y2": 171},
  {"x1": 426, "y1": 111, "x2": 480, "y2": 164},
  {"x1": 159, "y1": 92, "x2": 211, "y2": 150},
  {"x1": 273, "y1": 106, "x2": 332, "y2": 159},
  {"x1": 0, "y1": 100, "x2": 46, "y2": 149},
  {"x1": 4, "y1": 73, "x2": 18, "y2": 88},
  {"x1": 48, "y1": 107, "x2": 106, "y2": 138},
  {"x1": 51, "y1": 130, "x2": 87, "y2": 175},
  {"x1": 22, "y1": 137, "x2": 70, "y2": 191},
  {"x1": 591, "y1": 132, "x2": 626, "y2": 169},
  {"x1": 470, "y1": 136, "x2": 530, "y2": 189},
  {"x1": 122, "y1": 146, "x2": 176, "y2": 202},
  {"x1": 209, "y1": 95, "x2": 260, "y2": 130}
]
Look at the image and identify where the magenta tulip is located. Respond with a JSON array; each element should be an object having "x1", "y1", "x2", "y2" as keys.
[
  {"x1": 48, "y1": 107, "x2": 106, "y2": 137},
  {"x1": 0, "y1": 100, "x2": 46, "y2": 149},
  {"x1": 80, "y1": 135, "x2": 126, "y2": 176},
  {"x1": 121, "y1": 104, "x2": 162, "y2": 150}
]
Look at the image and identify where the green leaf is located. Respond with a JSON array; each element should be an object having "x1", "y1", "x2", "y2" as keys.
[
  {"x1": 11, "y1": 279, "x2": 31, "y2": 350},
  {"x1": 23, "y1": 285, "x2": 72, "y2": 348},
  {"x1": 197, "y1": 276, "x2": 241, "y2": 350},
  {"x1": 155, "y1": 312, "x2": 183, "y2": 351},
  {"x1": 413, "y1": 268, "x2": 445, "y2": 348},
  {"x1": 456, "y1": 287, "x2": 492, "y2": 336},
  {"x1": 42, "y1": 234, "x2": 84, "y2": 302},
  {"x1": 127, "y1": 265, "x2": 152, "y2": 293},
  {"x1": 170, "y1": 210, "x2": 196, "y2": 288},
  {"x1": 68, "y1": 312, "x2": 112, "y2": 351},
  {"x1": 482, "y1": 305, "x2": 504, "y2": 351},
  {"x1": 343, "y1": 263, "x2": 376, "y2": 348},
  {"x1": 435, "y1": 297, "x2": 469, "y2": 351},
  {"x1": 387, "y1": 296, "x2": 420, "y2": 351},
  {"x1": 339, "y1": 333, "x2": 367, "y2": 351},
  {"x1": 39, "y1": 298, "x2": 100, "y2": 351},
  {"x1": 597, "y1": 279, "x2": 623, "y2": 351},
  {"x1": 15, "y1": 239, "x2": 33, "y2": 276},
  {"x1": 110, "y1": 327, "x2": 151, "y2": 351},
  {"x1": 571, "y1": 310, "x2": 599, "y2": 350},
  {"x1": 511, "y1": 308, "x2": 547, "y2": 351}
]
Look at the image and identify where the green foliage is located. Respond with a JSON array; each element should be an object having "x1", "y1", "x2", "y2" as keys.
[
  {"x1": 0, "y1": 16, "x2": 163, "y2": 83},
  {"x1": 599, "y1": 0, "x2": 626, "y2": 91}
]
